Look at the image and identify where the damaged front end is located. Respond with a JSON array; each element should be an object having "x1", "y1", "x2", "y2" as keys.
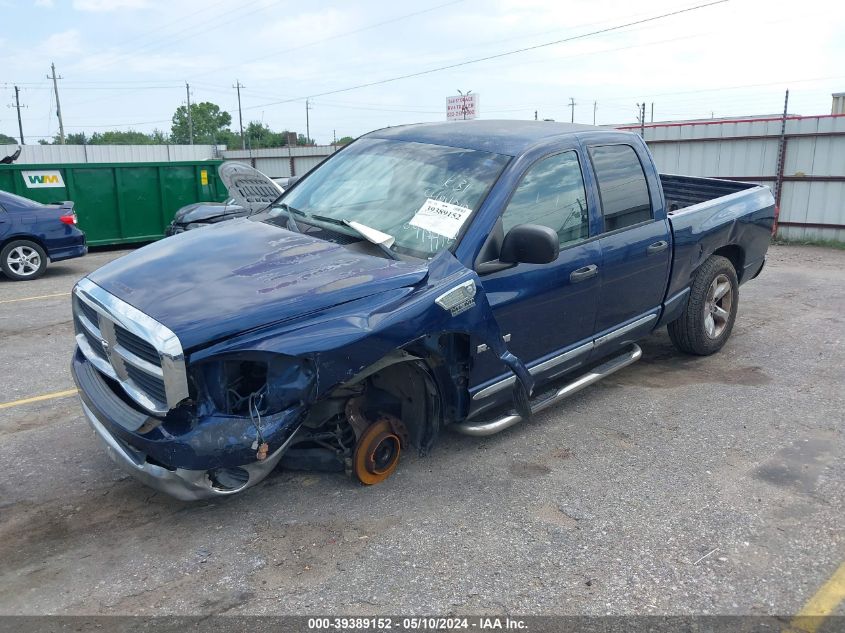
[
  {"x1": 72, "y1": 242, "x2": 534, "y2": 501},
  {"x1": 72, "y1": 347, "x2": 313, "y2": 500},
  {"x1": 70, "y1": 278, "x2": 318, "y2": 500}
]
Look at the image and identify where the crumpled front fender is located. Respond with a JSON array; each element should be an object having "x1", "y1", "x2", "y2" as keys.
[{"x1": 189, "y1": 250, "x2": 534, "y2": 417}]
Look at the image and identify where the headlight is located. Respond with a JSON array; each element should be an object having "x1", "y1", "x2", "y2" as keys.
[{"x1": 190, "y1": 352, "x2": 314, "y2": 417}]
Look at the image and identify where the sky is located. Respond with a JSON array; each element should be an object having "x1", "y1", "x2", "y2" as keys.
[{"x1": 2, "y1": 0, "x2": 845, "y2": 145}]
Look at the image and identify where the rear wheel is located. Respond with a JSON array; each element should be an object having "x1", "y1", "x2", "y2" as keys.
[
  {"x1": 668, "y1": 255, "x2": 739, "y2": 356},
  {"x1": 1, "y1": 240, "x2": 48, "y2": 281}
]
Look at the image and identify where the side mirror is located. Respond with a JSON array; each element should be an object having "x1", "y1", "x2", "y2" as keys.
[{"x1": 500, "y1": 224, "x2": 559, "y2": 265}]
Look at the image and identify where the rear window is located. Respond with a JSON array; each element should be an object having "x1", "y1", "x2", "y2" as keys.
[
  {"x1": 589, "y1": 144, "x2": 652, "y2": 232},
  {"x1": 0, "y1": 191, "x2": 44, "y2": 210}
]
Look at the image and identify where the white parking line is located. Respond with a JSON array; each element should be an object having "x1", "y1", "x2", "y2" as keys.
[{"x1": 0, "y1": 292, "x2": 70, "y2": 305}]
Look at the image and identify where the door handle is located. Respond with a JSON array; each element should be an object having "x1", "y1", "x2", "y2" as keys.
[
  {"x1": 647, "y1": 240, "x2": 669, "y2": 255},
  {"x1": 570, "y1": 264, "x2": 599, "y2": 283}
]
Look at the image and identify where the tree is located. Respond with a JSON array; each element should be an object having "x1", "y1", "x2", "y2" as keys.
[
  {"x1": 64, "y1": 132, "x2": 88, "y2": 144},
  {"x1": 150, "y1": 128, "x2": 169, "y2": 144},
  {"x1": 89, "y1": 130, "x2": 159, "y2": 145},
  {"x1": 39, "y1": 132, "x2": 86, "y2": 145},
  {"x1": 37, "y1": 130, "x2": 169, "y2": 145},
  {"x1": 297, "y1": 133, "x2": 315, "y2": 146},
  {"x1": 336, "y1": 136, "x2": 355, "y2": 146},
  {"x1": 0, "y1": 132, "x2": 19, "y2": 144},
  {"x1": 171, "y1": 102, "x2": 232, "y2": 144},
  {"x1": 241, "y1": 121, "x2": 290, "y2": 149}
]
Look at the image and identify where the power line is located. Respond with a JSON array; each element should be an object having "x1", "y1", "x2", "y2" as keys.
[
  {"x1": 243, "y1": 0, "x2": 728, "y2": 111},
  {"x1": 195, "y1": 0, "x2": 468, "y2": 80},
  {"x1": 82, "y1": 0, "x2": 279, "y2": 74}
]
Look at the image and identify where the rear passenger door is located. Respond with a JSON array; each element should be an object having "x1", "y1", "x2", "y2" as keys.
[{"x1": 588, "y1": 143, "x2": 671, "y2": 341}]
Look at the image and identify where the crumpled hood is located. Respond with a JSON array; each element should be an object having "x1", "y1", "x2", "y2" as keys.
[
  {"x1": 172, "y1": 201, "x2": 245, "y2": 224},
  {"x1": 88, "y1": 218, "x2": 429, "y2": 351}
]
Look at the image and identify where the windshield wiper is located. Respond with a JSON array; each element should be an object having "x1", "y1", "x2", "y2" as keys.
[
  {"x1": 270, "y1": 202, "x2": 303, "y2": 233},
  {"x1": 305, "y1": 213, "x2": 400, "y2": 261}
]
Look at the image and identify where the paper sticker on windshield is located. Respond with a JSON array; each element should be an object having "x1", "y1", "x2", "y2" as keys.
[{"x1": 409, "y1": 199, "x2": 473, "y2": 240}]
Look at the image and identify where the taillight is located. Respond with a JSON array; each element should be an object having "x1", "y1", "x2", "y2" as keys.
[{"x1": 60, "y1": 213, "x2": 77, "y2": 225}]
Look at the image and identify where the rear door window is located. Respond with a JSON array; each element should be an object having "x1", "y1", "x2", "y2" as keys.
[{"x1": 588, "y1": 144, "x2": 652, "y2": 232}]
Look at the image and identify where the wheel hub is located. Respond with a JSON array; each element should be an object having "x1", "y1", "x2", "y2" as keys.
[
  {"x1": 7, "y1": 246, "x2": 41, "y2": 276},
  {"x1": 703, "y1": 273, "x2": 733, "y2": 339}
]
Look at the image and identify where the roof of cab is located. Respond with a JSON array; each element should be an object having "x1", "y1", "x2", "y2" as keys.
[{"x1": 365, "y1": 119, "x2": 606, "y2": 156}]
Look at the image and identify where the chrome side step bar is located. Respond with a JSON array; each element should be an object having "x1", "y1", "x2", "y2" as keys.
[{"x1": 453, "y1": 344, "x2": 643, "y2": 437}]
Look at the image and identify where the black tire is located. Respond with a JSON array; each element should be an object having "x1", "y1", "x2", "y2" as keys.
[
  {"x1": 0, "y1": 239, "x2": 48, "y2": 281},
  {"x1": 668, "y1": 255, "x2": 739, "y2": 356}
]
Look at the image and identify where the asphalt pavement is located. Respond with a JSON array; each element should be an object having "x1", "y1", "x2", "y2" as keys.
[{"x1": 0, "y1": 244, "x2": 842, "y2": 619}]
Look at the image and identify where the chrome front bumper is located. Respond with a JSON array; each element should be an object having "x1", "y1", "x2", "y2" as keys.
[{"x1": 80, "y1": 398, "x2": 293, "y2": 501}]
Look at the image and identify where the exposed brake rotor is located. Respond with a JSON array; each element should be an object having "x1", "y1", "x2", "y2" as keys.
[
  {"x1": 351, "y1": 415, "x2": 408, "y2": 485},
  {"x1": 345, "y1": 395, "x2": 409, "y2": 485}
]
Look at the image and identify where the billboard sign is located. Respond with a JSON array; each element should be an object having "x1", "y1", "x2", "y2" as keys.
[{"x1": 447, "y1": 94, "x2": 479, "y2": 121}]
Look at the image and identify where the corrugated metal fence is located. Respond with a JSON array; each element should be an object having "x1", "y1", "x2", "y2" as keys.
[
  {"x1": 1, "y1": 144, "x2": 220, "y2": 164},
  {"x1": 618, "y1": 114, "x2": 845, "y2": 242},
  {"x1": 220, "y1": 145, "x2": 339, "y2": 178}
]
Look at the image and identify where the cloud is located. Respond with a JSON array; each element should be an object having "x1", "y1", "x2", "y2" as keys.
[
  {"x1": 35, "y1": 0, "x2": 55, "y2": 7},
  {"x1": 72, "y1": 0, "x2": 149, "y2": 11},
  {"x1": 41, "y1": 29, "x2": 84, "y2": 56}
]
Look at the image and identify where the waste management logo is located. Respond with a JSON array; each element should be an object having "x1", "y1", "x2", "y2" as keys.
[{"x1": 22, "y1": 170, "x2": 65, "y2": 189}]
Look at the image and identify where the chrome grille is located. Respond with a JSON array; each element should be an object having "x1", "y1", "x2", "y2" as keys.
[
  {"x1": 125, "y1": 364, "x2": 168, "y2": 403},
  {"x1": 72, "y1": 278, "x2": 189, "y2": 415},
  {"x1": 114, "y1": 324, "x2": 160, "y2": 365},
  {"x1": 78, "y1": 300, "x2": 100, "y2": 329}
]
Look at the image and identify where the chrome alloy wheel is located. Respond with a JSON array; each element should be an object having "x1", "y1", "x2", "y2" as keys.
[
  {"x1": 6, "y1": 245, "x2": 42, "y2": 277},
  {"x1": 703, "y1": 273, "x2": 732, "y2": 338}
]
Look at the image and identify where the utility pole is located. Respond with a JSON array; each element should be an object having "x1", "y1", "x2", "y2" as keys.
[
  {"x1": 650, "y1": 102, "x2": 654, "y2": 123},
  {"x1": 534, "y1": 110, "x2": 538, "y2": 121},
  {"x1": 636, "y1": 102, "x2": 646, "y2": 137},
  {"x1": 593, "y1": 101, "x2": 597, "y2": 126},
  {"x1": 233, "y1": 80, "x2": 245, "y2": 150},
  {"x1": 47, "y1": 63, "x2": 65, "y2": 145},
  {"x1": 305, "y1": 99, "x2": 311, "y2": 144},
  {"x1": 773, "y1": 89, "x2": 790, "y2": 227},
  {"x1": 456, "y1": 89, "x2": 473, "y2": 120},
  {"x1": 568, "y1": 97, "x2": 576, "y2": 123},
  {"x1": 10, "y1": 86, "x2": 27, "y2": 144},
  {"x1": 185, "y1": 82, "x2": 193, "y2": 145}
]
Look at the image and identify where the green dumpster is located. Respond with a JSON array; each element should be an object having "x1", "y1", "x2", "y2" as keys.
[{"x1": 0, "y1": 161, "x2": 227, "y2": 246}]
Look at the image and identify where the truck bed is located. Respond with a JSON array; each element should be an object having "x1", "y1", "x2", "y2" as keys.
[
  {"x1": 661, "y1": 173, "x2": 776, "y2": 301},
  {"x1": 660, "y1": 174, "x2": 760, "y2": 213}
]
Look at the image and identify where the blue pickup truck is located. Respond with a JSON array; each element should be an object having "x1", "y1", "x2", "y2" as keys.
[{"x1": 71, "y1": 121, "x2": 774, "y2": 500}]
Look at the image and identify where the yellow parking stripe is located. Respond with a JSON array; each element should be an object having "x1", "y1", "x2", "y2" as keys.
[
  {"x1": 0, "y1": 389, "x2": 78, "y2": 410},
  {"x1": 791, "y1": 560, "x2": 845, "y2": 633},
  {"x1": 0, "y1": 291, "x2": 70, "y2": 305}
]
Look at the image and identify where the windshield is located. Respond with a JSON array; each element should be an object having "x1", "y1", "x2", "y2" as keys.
[{"x1": 269, "y1": 138, "x2": 510, "y2": 258}]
